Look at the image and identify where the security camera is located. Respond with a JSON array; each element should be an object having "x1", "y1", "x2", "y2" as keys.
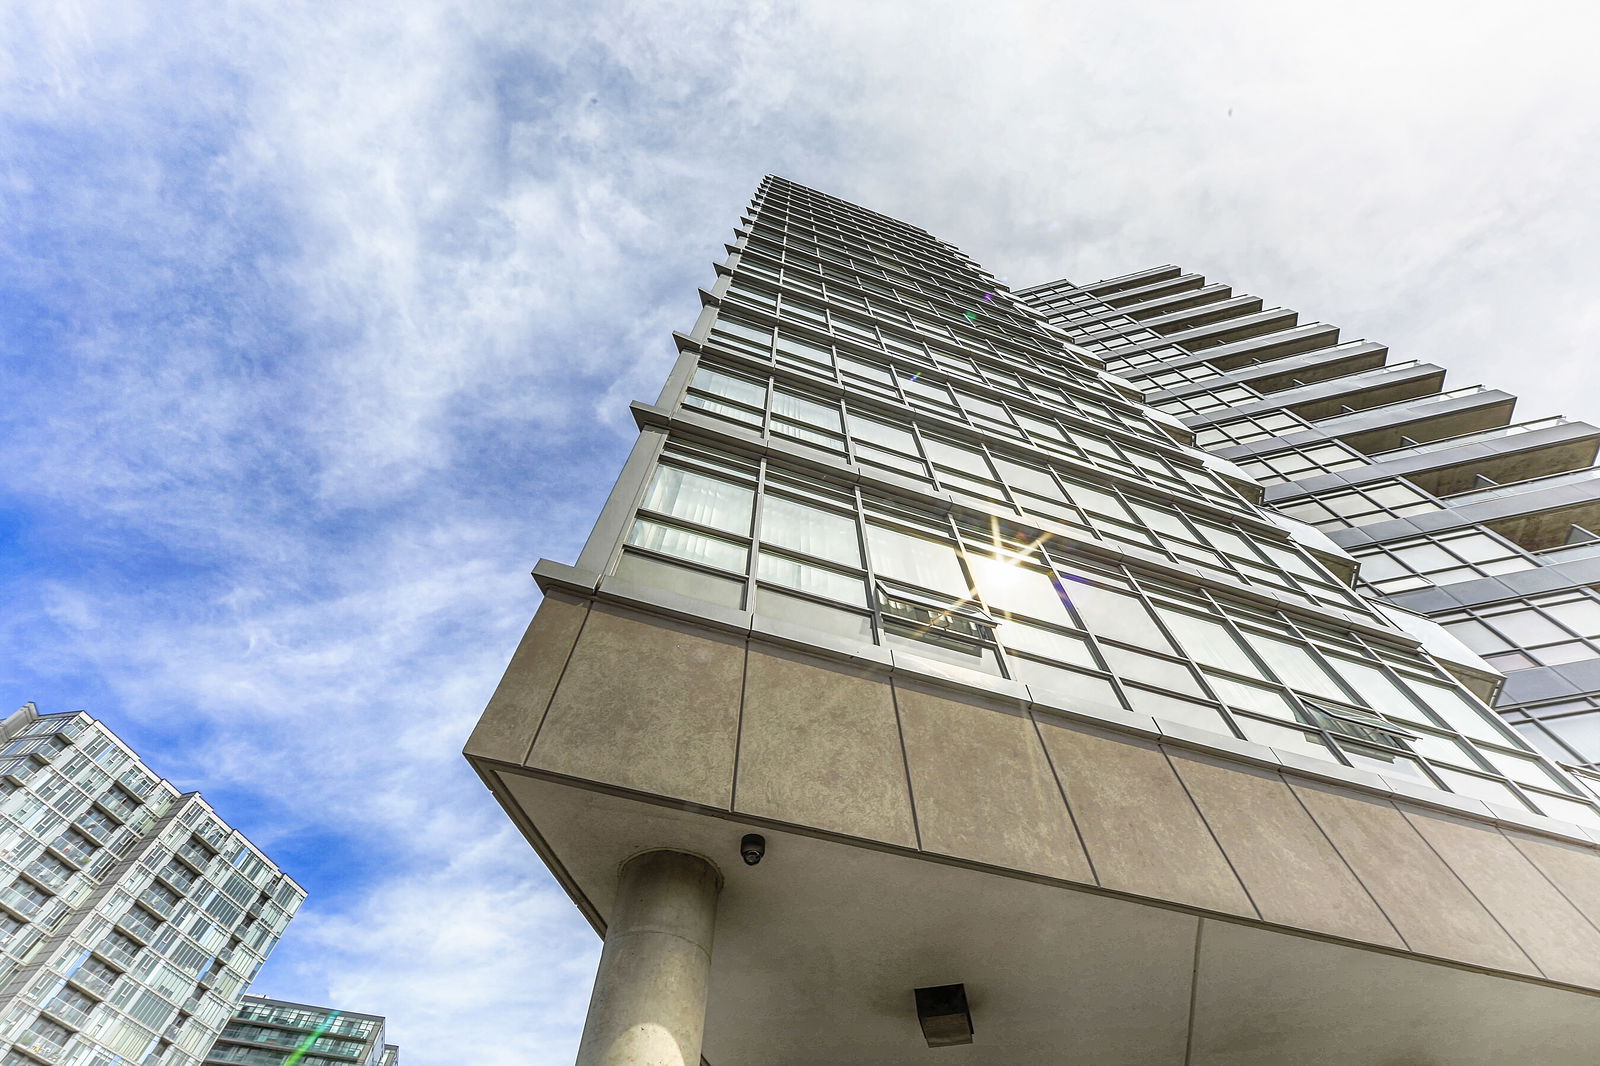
[{"x1": 740, "y1": 833, "x2": 766, "y2": 866}]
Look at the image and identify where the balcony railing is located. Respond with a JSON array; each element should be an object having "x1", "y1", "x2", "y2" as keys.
[
  {"x1": 1440, "y1": 465, "x2": 1600, "y2": 505},
  {"x1": 156, "y1": 865, "x2": 198, "y2": 893},
  {"x1": 22, "y1": 861, "x2": 71, "y2": 891},
  {"x1": 137, "y1": 889, "x2": 178, "y2": 917},
  {"x1": 1367, "y1": 416, "x2": 1576, "y2": 460},
  {"x1": 175, "y1": 843, "x2": 213, "y2": 870},
  {"x1": 96, "y1": 941, "x2": 139, "y2": 970},
  {"x1": 67, "y1": 968, "x2": 116, "y2": 999},
  {"x1": 40, "y1": 996, "x2": 92, "y2": 1029},
  {"x1": 117, "y1": 910, "x2": 161, "y2": 943},
  {"x1": 0, "y1": 886, "x2": 46, "y2": 918},
  {"x1": 15, "y1": 1026, "x2": 68, "y2": 1061},
  {"x1": 1311, "y1": 384, "x2": 1492, "y2": 427}
]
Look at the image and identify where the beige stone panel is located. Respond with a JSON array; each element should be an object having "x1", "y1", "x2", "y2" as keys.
[
  {"x1": 1505, "y1": 831, "x2": 1600, "y2": 930},
  {"x1": 1039, "y1": 722, "x2": 1255, "y2": 917},
  {"x1": 531, "y1": 605, "x2": 745, "y2": 809},
  {"x1": 734, "y1": 645, "x2": 916, "y2": 848},
  {"x1": 1169, "y1": 752, "x2": 1400, "y2": 946},
  {"x1": 1402, "y1": 808, "x2": 1600, "y2": 988},
  {"x1": 464, "y1": 591, "x2": 589, "y2": 766},
  {"x1": 894, "y1": 684, "x2": 1091, "y2": 883},
  {"x1": 1190, "y1": 918, "x2": 1600, "y2": 1066},
  {"x1": 1291, "y1": 782, "x2": 1537, "y2": 975}
]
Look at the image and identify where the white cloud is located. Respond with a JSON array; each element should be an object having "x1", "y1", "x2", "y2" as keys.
[{"x1": 4, "y1": 2, "x2": 1600, "y2": 1064}]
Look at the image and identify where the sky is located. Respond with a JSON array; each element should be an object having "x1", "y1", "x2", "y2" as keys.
[{"x1": 2, "y1": 1, "x2": 1599, "y2": 1063}]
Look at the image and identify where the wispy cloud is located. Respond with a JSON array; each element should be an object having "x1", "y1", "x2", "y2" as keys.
[{"x1": 3, "y1": 1, "x2": 1599, "y2": 1063}]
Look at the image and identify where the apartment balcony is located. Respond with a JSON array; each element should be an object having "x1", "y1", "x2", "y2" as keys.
[
  {"x1": 95, "y1": 940, "x2": 140, "y2": 970},
  {"x1": 116, "y1": 908, "x2": 162, "y2": 944},
  {"x1": 1232, "y1": 341, "x2": 1391, "y2": 394},
  {"x1": 1162, "y1": 307, "x2": 1299, "y2": 350},
  {"x1": 14, "y1": 1026, "x2": 69, "y2": 1062},
  {"x1": 21, "y1": 861, "x2": 71, "y2": 891},
  {"x1": 1117, "y1": 281, "x2": 1233, "y2": 320},
  {"x1": 67, "y1": 968, "x2": 117, "y2": 999},
  {"x1": 1140, "y1": 294, "x2": 1265, "y2": 336},
  {"x1": 157, "y1": 865, "x2": 198, "y2": 894},
  {"x1": 175, "y1": 843, "x2": 214, "y2": 871},
  {"x1": 1309, "y1": 386, "x2": 1518, "y2": 455},
  {"x1": 39, "y1": 996, "x2": 92, "y2": 1030},
  {"x1": 1197, "y1": 322, "x2": 1344, "y2": 372},
  {"x1": 1101, "y1": 274, "x2": 1211, "y2": 310},
  {"x1": 0, "y1": 886, "x2": 46, "y2": 919},
  {"x1": 1080, "y1": 263, "x2": 1182, "y2": 296},
  {"x1": 137, "y1": 889, "x2": 178, "y2": 918},
  {"x1": 46, "y1": 840, "x2": 92, "y2": 868}
]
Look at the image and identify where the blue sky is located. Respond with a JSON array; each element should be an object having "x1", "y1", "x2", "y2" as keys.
[{"x1": 3, "y1": 2, "x2": 1599, "y2": 1063}]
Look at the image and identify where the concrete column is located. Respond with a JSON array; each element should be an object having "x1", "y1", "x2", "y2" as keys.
[{"x1": 574, "y1": 849, "x2": 723, "y2": 1066}]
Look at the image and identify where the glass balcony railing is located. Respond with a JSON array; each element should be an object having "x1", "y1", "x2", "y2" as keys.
[
  {"x1": 96, "y1": 940, "x2": 140, "y2": 969},
  {"x1": 176, "y1": 843, "x2": 214, "y2": 870},
  {"x1": 41, "y1": 996, "x2": 92, "y2": 1029},
  {"x1": 15, "y1": 1025, "x2": 69, "y2": 1061},
  {"x1": 1368, "y1": 416, "x2": 1575, "y2": 460},
  {"x1": 1441, "y1": 466, "x2": 1600, "y2": 505},
  {"x1": 67, "y1": 968, "x2": 117, "y2": 999},
  {"x1": 22, "y1": 861, "x2": 71, "y2": 891},
  {"x1": 0, "y1": 886, "x2": 47, "y2": 918},
  {"x1": 117, "y1": 910, "x2": 161, "y2": 943},
  {"x1": 1313, "y1": 384, "x2": 1492, "y2": 427}
]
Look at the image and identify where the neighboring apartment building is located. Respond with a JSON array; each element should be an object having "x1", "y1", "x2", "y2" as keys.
[
  {"x1": 465, "y1": 177, "x2": 1600, "y2": 1064},
  {"x1": 1021, "y1": 267, "x2": 1600, "y2": 800},
  {"x1": 202, "y1": 995, "x2": 396, "y2": 1066},
  {"x1": 0, "y1": 704, "x2": 304, "y2": 1066}
]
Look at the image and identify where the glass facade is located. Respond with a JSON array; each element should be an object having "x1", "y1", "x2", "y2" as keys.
[
  {"x1": 596, "y1": 177, "x2": 1600, "y2": 829},
  {"x1": 0, "y1": 707, "x2": 303, "y2": 1066},
  {"x1": 202, "y1": 997, "x2": 395, "y2": 1066},
  {"x1": 1023, "y1": 263, "x2": 1600, "y2": 795}
]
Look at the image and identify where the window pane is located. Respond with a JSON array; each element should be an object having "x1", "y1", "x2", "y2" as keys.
[
  {"x1": 615, "y1": 552, "x2": 744, "y2": 609},
  {"x1": 995, "y1": 622, "x2": 1097, "y2": 667},
  {"x1": 848, "y1": 414, "x2": 916, "y2": 453},
  {"x1": 1406, "y1": 678, "x2": 1515, "y2": 745},
  {"x1": 967, "y1": 556, "x2": 1074, "y2": 625},
  {"x1": 1060, "y1": 579, "x2": 1174, "y2": 652},
  {"x1": 772, "y1": 388, "x2": 842, "y2": 431},
  {"x1": 1123, "y1": 687, "x2": 1230, "y2": 733},
  {"x1": 757, "y1": 553, "x2": 866, "y2": 605},
  {"x1": 753, "y1": 587, "x2": 872, "y2": 641},
  {"x1": 628, "y1": 519, "x2": 748, "y2": 572},
  {"x1": 1007, "y1": 657, "x2": 1123, "y2": 711},
  {"x1": 759, "y1": 496, "x2": 861, "y2": 565},
  {"x1": 866, "y1": 525, "x2": 969, "y2": 594},
  {"x1": 642, "y1": 466, "x2": 753, "y2": 535},
  {"x1": 690, "y1": 366, "x2": 766, "y2": 408},
  {"x1": 1156, "y1": 609, "x2": 1256, "y2": 674},
  {"x1": 1242, "y1": 632, "x2": 1346, "y2": 700},
  {"x1": 1205, "y1": 673, "x2": 1296, "y2": 719},
  {"x1": 1100, "y1": 646, "x2": 1205, "y2": 696}
]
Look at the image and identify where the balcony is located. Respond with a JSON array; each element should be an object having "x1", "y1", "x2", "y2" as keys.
[
  {"x1": 137, "y1": 889, "x2": 177, "y2": 918},
  {"x1": 39, "y1": 996, "x2": 92, "y2": 1030},
  {"x1": 156, "y1": 864, "x2": 198, "y2": 894},
  {"x1": 176, "y1": 843, "x2": 214, "y2": 870},
  {"x1": 1440, "y1": 466, "x2": 1600, "y2": 507},
  {"x1": 14, "y1": 1026, "x2": 68, "y2": 1062},
  {"x1": 93, "y1": 796, "x2": 137, "y2": 824},
  {"x1": 21, "y1": 861, "x2": 70, "y2": 892},
  {"x1": 47, "y1": 841, "x2": 92, "y2": 868},
  {"x1": 116, "y1": 909, "x2": 161, "y2": 944},
  {"x1": 0, "y1": 886, "x2": 46, "y2": 918},
  {"x1": 67, "y1": 968, "x2": 116, "y2": 999},
  {"x1": 95, "y1": 940, "x2": 139, "y2": 970}
]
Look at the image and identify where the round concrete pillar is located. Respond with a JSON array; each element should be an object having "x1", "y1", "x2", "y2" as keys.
[{"x1": 573, "y1": 849, "x2": 723, "y2": 1066}]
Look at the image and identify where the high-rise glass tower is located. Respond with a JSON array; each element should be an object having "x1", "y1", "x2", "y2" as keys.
[
  {"x1": 1021, "y1": 267, "x2": 1600, "y2": 797},
  {"x1": 0, "y1": 704, "x2": 303, "y2": 1066},
  {"x1": 466, "y1": 178, "x2": 1600, "y2": 1065},
  {"x1": 201, "y1": 995, "x2": 397, "y2": 1066}
]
